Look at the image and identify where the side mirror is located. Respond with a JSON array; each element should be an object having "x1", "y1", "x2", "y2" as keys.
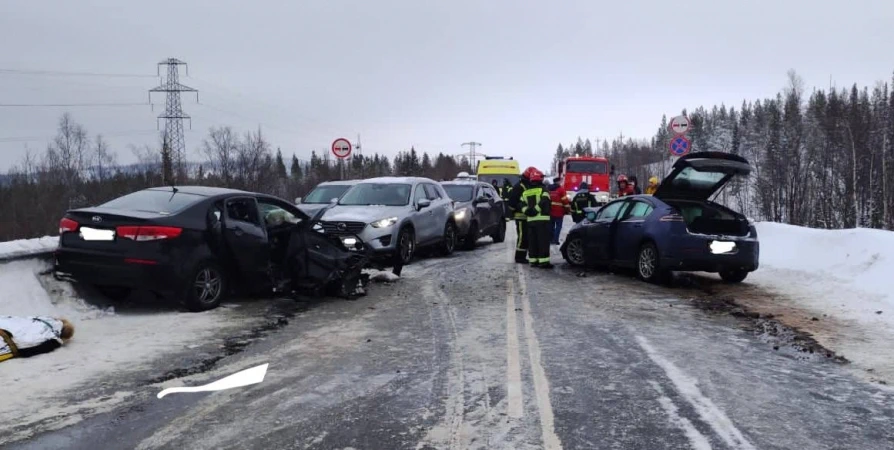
[
  {"x1": 330, "y1": 197, "x2": 339, "y2": 204},
  {"x1": 417, "y1": 198, "x2": 432, "y2": 210},
  {"x1": 475, "y1": 196, "x2": 489, "y2": 205},
  {"x1": 295, "y1": 197, "x2": 302, "y2": 204},
  {"x1": 585, "y1": 211, "x2": 598, "y2": 222}
]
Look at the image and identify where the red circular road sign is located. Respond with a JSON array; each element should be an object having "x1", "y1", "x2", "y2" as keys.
[
  {"x1": 669, "y1": 135, "x2": 691, "y2": 157},
  {"x1": 668, "y1": 115, "x2": 691, "y2": 135},
  {"x1": 331, "y1": 138, "x2": 352, "y2": 159}
]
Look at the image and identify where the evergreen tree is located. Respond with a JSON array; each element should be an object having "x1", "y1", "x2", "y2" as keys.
[
  {"x1": 274, "y1": 148, "x2": 287, "y2": 180},
  {"x1": 290, "y1": 154, "x2": 302, "y2": 180}
]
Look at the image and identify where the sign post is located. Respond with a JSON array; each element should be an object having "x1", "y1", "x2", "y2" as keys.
[
  {"x1": 667, "y1": 115, "x2": 691, "y2": 159},
  {"x1": 331, "y1": 138, "x2": 352, "y2": 180}
]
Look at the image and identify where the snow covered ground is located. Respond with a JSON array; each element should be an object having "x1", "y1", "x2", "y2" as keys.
[
  {"x1": 741, "y1": 222, "x2": 894, "y2": 382},
  {"x1": 0, "y1": 236, "x2": 58, "y2": 261},
  {"x1": 0, "y1": 258, "x2": 253, "y2": 442}
]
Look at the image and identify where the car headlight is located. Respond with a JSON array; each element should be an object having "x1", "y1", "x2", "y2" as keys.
[
  {"x1": 454, "y1": 208, "x2": 469, "y2": 220},
  {"x1": 371, "y1": 217, "x2": 398, "y2": 228}
]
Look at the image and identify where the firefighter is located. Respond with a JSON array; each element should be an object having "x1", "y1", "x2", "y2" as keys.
[
  {"x1": 617, "y1": 174, "x2": 636, "y2": 197},
  {"x1": 508, "y1": 169, "x2": 534, "y2": 263},
  {"x1": 629, "y1": 175, "x2": 642, "y2": 195},
  {"x1": 570, "y1": 181, "x2": 598, "y2": 223},
  {"x1": 645, "y1": 176, "x2": 659, "y2": 195},
  {"x1": 522, "y1": 168, "x2": 553, "y2": 268},
  {"x1": 547, "y1": 177, "x2": 570, "y2": 245},
  {"x1": 501, "y1": 178, "x2": 512, "y2": 200}
]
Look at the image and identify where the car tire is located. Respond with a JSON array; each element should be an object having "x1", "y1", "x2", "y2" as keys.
[
  {"x1": 719, "y1": 270, "x2": 748, "y2": 283},
  {"x1": 183, "y1": 260, "x2": 228, "y2": 312},
  {"x1": 462, "y1": 222, "x2": 479, "y2": 250},
  {"x1": 491, "y1": 219, "x2": 506, "y2": 243},
  {"x1": 394, "y1": 227, "x2": 415, "y2": 266},
  {"x1": 440, "y1": 221, "x2": 457, "y2": 256},
  {"x1": 636, "y1": 242, "x2": 668, "y2": 284},
  {"x1": 564, "y1": 237, "x2": 587, "y2": 267},
  {"x1": 96, "y1": 286, "x2": 132, "y2": 301}
]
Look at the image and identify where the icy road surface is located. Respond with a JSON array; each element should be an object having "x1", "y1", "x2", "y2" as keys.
[{"x1": 7, "y1": 228, "x2": 894, "y2": 450}]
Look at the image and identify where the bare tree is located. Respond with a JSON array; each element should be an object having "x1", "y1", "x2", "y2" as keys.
[
  {"x1": 202, "y1": 126, "x2": 239, "y2": 187},
  {"x1": 92, "y1": 134, "x2": 117, "y2": 182}
]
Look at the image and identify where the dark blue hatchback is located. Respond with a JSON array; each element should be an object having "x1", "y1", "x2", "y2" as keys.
[{"x1": 560, "y1": 152, "x2": 759, "y2": 283}]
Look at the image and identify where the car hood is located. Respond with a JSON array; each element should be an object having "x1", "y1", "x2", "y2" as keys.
[
  {"x1": 653, "y1": 151, "x2": 752, "y2": 201},
  {"x1": 296, "y1": 204, "x2": 329, "y2": 215},
  {"x1": 321, "y1": 205, "x2": 413, "y2": 223}
]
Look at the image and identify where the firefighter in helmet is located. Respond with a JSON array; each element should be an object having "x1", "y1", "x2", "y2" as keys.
[
  {"x1": 616, "y1": 174, "x2": 635, "y2": 197},
  {"x1": 521, "y1": 168, "x2": 553, "y2": 268},
  {"x1": 508, "y1": 168, "x2": 535, "y2": 262}
]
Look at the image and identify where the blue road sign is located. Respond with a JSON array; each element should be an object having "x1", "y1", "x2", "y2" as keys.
[{"x1": 669, "y1": 135, "x2": 691, "y2": 156}]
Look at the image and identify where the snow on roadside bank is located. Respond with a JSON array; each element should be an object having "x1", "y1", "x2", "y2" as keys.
[
  {"x1": 0, "y1": 236, "x2": 58, "y2": 260},
  {"x1": 0, "y1": 259, "x2": 242, "y2": 443},
  {"x1": 744, "y1": 222, "x2": 894, "y2": 382}
]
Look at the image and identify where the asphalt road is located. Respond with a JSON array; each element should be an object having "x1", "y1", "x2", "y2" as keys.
[{"x1": 11, "y1": 227, "x2": 894, "y2": 450}]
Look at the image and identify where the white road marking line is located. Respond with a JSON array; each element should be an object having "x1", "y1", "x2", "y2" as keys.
[
  {"x1": 506, "y1": 278, "x2": 524, "y2": 418},
  {"x1": 517, "y1": 266, "x2": 563, "y2": 450},
  {"x1": 648, "y1": 380, "x2": 713, "y2": 450},
  {"x1": 636, "y1": 336, "x2": 756, "y2": 450},
  {"x1": 156, "y1": 363, "x2": 268, "y2": 399}
]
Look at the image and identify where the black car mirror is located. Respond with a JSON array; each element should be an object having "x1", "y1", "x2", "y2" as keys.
[{"x1": 417, "y1": 198, "x2": 432, "y2": 210}]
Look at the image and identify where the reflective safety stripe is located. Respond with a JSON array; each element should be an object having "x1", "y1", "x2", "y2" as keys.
[
  {"x1": 527, "y1": 215, "x2": 550, "y2": 222},
  {"x1": 550, "y1": 202, "x2": 563, "y2": 206}
]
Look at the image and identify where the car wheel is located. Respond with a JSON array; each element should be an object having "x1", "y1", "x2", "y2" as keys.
[
  {"x1": 95, "y1": 286, "x2": 132, "y2": 301},
  {"x1": 564, "y1": 237, "x2": 587, "y2": 267},
  {"x1": 462, "y1": 222, "x2": 479, "y2": 250},
  {"x1": 491, "y1": 219, "x2": 506, "y2": 243},
  {"x1": 440, "y1": 222, "x2": 457, "y2": 255},
  {"x1": 183, "y1": 260, "x2": 228, "y2": 312},
  {"x1": 719, "y1": 270, "x2": 748, "y2": 283},
  {"x1": 395, "y1": 227, "x2": 415, "y2": 266},
  {"x1": 636, "y1": 242, "x2": 668, "y2": 283}
]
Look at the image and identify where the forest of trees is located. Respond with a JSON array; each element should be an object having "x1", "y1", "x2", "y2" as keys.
[
  {"x1": 0, "y1": 114, "x2": 475, "y2": 241},
  {"x1": 553, "y1": 71, "x2": 894, "y2": 231}
]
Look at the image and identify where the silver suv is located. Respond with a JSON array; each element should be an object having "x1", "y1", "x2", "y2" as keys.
[{"x1": 320, "y1": 177, "x2": 457, "y2": 271}]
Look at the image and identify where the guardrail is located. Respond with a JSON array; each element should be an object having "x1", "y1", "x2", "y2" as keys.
[{"x1": 0, "y1": 237, "x2": 58, "y2": 263}]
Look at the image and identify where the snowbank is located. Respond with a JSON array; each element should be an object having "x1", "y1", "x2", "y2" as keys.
[
  {"x1": 746, "y1": 222, "x2": 894, "y2": 381},
  {"x1": 0, "y1": 259, "x2": 240, "y2": 441},
  {"x1": 0, "y1": 236, "x2": 58, "y2": 261}
]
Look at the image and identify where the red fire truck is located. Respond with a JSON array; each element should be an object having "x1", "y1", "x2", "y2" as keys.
[{"x1": 555, "y1": 156, "x2": 613, "y2": 204}]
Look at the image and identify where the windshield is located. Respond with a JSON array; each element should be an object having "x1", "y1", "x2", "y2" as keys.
[
  {"x1": 566, "y1": 161, "x2": 607, "y2": 174},
  {"x1": 339, "y1": 183, "x2": 412, "y2": 206},
  {"x1": 477, "y1": 174, "x2": 520, "y2": 187},
  {"x1": 99, "y1": 190, "x2": 204, "y2": 214},
  {"x1": 304, "y1": 184, "x2": 352, "y2": 204},
  {"x1": 442, "y1": 185, "x2": 474, "y2": 202}
]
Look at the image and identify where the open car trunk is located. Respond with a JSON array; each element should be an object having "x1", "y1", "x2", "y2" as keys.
[{"x1": 663, "y1": 199, "x2": 751, "y2": 236}]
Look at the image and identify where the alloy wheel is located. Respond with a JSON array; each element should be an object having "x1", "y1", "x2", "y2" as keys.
[{"x1": 194, "y1": 267, "x2": 223, "y2": 305}]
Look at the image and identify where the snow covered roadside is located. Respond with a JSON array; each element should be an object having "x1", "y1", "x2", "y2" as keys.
[
  {"x1": 742, "y1": 222, "x2": 894, "y2": 382},
  {"x1": 0, "y1": 236, "x2": 58, "y2": 261},
  {"x1": 0, "y1": 258, "x2": 247, "y2": 443}
]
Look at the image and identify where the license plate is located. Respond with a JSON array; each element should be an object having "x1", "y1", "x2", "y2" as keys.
[{"x1": 80, "y1": 227, "x2": 115, "y2": 241}]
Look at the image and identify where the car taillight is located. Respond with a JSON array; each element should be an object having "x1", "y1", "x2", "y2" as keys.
[
  {"x1": 659, "y1": 214, "x2": 685, "y2": 222},
  {"x1": 116, "y1": 225, "x2": 182, "y2": 241},
  {"x1": 59, "y1": 217, "x2": 79, "y2": 234}
]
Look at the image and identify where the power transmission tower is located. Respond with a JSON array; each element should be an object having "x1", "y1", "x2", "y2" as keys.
[
  {"x1": 149, "y1": 58, "x2": 198, "y2": 181},
  {"x1": 461, "y1": 141, "x2": 482, "y2": 172}
]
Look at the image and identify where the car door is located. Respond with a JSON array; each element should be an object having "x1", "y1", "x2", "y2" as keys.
[
  {"x1": 484, "y1": 184, "x2": 504, "y2": 229},
  {"x1": 474, "y1": 184, "x2": 494, "y2": 232},
  {"x1": 585, "y1": 199, "x2": 629, "y2": 262},
  {"x1": 612, "y1": 200, "x2": 655, "y2": 267},
  {"x1": 425, "y1": 183, "x2": 452, "y2": 240},
  {"x1": 411, "y1": 184, "x2": 436, "y2": 244},
  {"x1": 222, "y1": 196, "x2": 270, "y2": 281}
]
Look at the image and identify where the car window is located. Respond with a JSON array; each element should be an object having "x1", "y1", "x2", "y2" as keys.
[
  {"x1": 259, "y1": 201, "x2": 299, "y2": 227},
  {"x1": 226, "y1": 198, "x2": 261, "y2": 226},
  {"x1": 303, "y1": 184, "x2": 351, "y2": 204},
  {"x1": 596, "y1": 201, "x2": 626, "y2": 220},
  {"x1": 424, "y1": 183, "x2": 441, "y2": 200},
  {"x1": 442, "y1": 185, "x2": 474, "y2": 202},
  {"x1": 339, "y1": 183, "x2": 411, "y2": 206},
  {"x1": 625, "y1": 201, "x2": 654, "y2": 219},
  {"x1": 100, "y1": 189, "x2": 204, "y2": 214},
  {"x1": 414, "y1": 185, "x2": 427, "y2": 204}
]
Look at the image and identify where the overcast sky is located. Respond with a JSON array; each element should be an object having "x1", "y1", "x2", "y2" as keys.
[{"x1": 1, "y1": 0, "x2": 892, "y2": 172}]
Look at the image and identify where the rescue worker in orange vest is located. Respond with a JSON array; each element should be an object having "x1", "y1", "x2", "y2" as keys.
[
  {"x1": 507, "y1": 168, "x2": 534, "y2": 263},
  {"x1": 547, "y1": 177, "x2": 571, "y2": 245},
  {"x1": 521, "y1": 169, "x2": 553, "y2": 268}
]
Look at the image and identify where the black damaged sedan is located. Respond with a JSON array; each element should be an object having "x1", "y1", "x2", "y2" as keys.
[
  {"x1": 561, "y1": 152, "x2": 760, "y2": 283},
  {"x1": 55, "y1": 186, "x2": 368, "y2": 311}
]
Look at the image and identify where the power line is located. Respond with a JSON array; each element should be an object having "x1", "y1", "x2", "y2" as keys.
[
  {"x1": 0, "y1": 130, "x2": 169, "y2": 143},
  {"x1": 0, "y1": 68, "x2": 158, "y2": 78},
  {"x1": 0, "y1": 102, "x2": 150, "y2": 107}
]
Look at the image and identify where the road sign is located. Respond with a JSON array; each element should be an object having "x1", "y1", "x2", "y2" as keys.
[
  {"x1": 669, "y1": 135, "x2": 691, "y2": 157},
  {"x1": 331, "y1": 138, "x2": 352, "y2": 159},
  {"x1": 669, "y1": 115, "x2": 691, "y2": 135}
]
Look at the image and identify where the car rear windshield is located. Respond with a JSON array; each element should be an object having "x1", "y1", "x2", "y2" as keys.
[
  {"x1": 477, "y1": 174, "x2": 519, "y2": 187},
  {"x1": 304, "y1": 184, "x2": 352, "y2": 204},
  {"x1": 566, "y1": 161, "x2": 607, "y2": 174},
  {"x1": 673, "y1": 167, "x2": 727, "y2": 190},
  {"x1": 99, "y1": 190, "x2": 204, "y2": 214},
  {"x1": 442, "y1": 185, "x2": 474, "y2": 202},
  {"x1": 339, "y1": 183, "x2": 411, "y2": 206}
]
